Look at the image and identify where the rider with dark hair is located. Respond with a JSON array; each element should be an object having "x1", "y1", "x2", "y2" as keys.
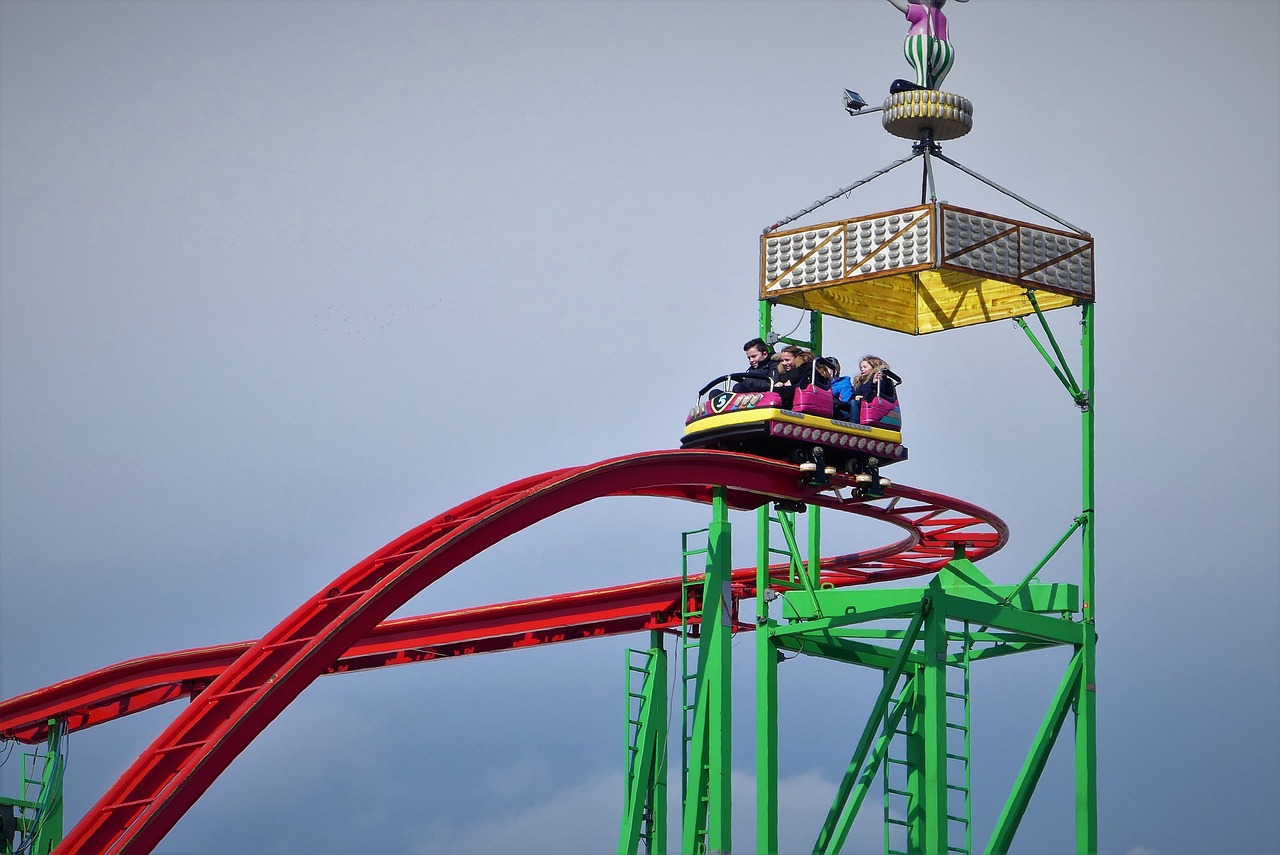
[
  {"x1": 733, "y1": 338, "x2": 778, "y2": 392},
  {"x1": 774, "y1": 346, "x2": 816, "y2": 407},
  {"x1": 824, "y1": 357, "x2": 857, "y2": 420}
]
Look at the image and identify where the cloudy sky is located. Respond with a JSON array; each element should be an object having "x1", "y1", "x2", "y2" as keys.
[{"x1": 1, "y1": 1, "x2": 1277, "y2": 853}]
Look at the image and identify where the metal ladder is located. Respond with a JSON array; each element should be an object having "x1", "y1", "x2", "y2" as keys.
[
  {"x1": 765, "y1": 506, "x2": 806, "y2": 589},
  {"x1": 680, "y1": 527, "x2": 710, "y2": 852},
  {"x1": 762, "y1": 504, "x2": 828, "y2": 625},
  {"x1": 881, "y1": 628, "x2": 973, "y2": 855},
  {"x1": 620, "y1": 643, "x2": 667, "y2": 855},
  {"x1": 942, "y1": 625, "x2": 974, "y2": 855},
  {"x1": 882, "y1": 667, "x2": 918, "y2": 855},
  {"x1": 1, "y1": 720, "x2": 65, "y2": 855}
]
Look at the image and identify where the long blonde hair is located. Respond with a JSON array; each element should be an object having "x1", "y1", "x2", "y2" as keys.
[{"x1": 854, "y1": 354, "x2": 889, "y2": 385}]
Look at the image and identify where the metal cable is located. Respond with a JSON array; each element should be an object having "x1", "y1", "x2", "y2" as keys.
[
  {"x1": 931, "y1": 151, "x2": 1090, "y2": 236},
  {"x1": 763, "y1": 151, "x2": 923, "y2": 234}
]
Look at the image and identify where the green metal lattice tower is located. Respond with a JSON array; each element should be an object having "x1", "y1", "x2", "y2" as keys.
[
  {"x1": 617, "y1": 18, "x2": 1097, "y2": 843},
  {"x1": 0, "y1": 719, "x2": 65, "y2": 855},
  {"x1": 619, "y1": 175, "x2": 1097, "y2": 852},
  {"x1": 752, "y1": 287, "x2": 1096, "y2": 855}
]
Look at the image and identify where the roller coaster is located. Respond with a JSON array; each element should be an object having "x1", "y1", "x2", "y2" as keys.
[
  {"x1": 2, "y1": 453, "x2": 1008, "y2": 853},
  {"x1": 1, "y1": 306, "x2": 1097, "y2": 855},
  {"x1": 2, "y1": 14, "x2": 1100, "y2": 855}
]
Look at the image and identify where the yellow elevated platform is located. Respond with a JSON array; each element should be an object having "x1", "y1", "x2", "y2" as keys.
[{"x1": 761, "y1": 203, "x2": 1093, "y2": 334}]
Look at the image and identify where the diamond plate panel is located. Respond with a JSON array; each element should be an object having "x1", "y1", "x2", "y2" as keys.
[
  {"x1": 760, "y1": 203, "x2": 1093, "y2": 333},
  {"x1": 941, "y1": 207, "x2": 1093, "y2": 299},
  {"x1": 762, "y1": 206, "x2": 933, "y2": 295}
]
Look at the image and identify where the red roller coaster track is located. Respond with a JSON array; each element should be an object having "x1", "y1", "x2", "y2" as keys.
[{"x1": 1, "y1": 449, "x2": 1006, "y2": 854}]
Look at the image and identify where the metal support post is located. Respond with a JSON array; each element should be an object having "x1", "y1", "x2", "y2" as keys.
[
  {"x1": 806, "y1": 310, "x2": 824, "y2": 621},
  {"x1": 683, "y1": 488, "x2": 733, "y2": 855},
  {"x1": 920, "y1": 591, "x2": 950, "y2": 854},
  {"x1": 756, "y1": 503, "x2": 779, "y2": 855},
  {"x1": 1075, "y1": 303, "x2": 1098, "y2": 852}
]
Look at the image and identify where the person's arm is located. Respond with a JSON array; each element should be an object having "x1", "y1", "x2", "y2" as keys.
[{"x1": 883, "y1": 0, "x2": 910, "y2": 14}]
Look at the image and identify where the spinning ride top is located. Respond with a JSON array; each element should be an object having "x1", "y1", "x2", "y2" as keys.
[
  {"x1": 782, "y1": 0, "x2": 1092, "y2": 337},
  {"x1": 732, "y1": 3, "x2": 1102, "y2": 852}
]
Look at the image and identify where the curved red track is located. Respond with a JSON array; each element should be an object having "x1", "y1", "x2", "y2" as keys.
[{"x1": 1, "y1": 450, "x2": 1007, "y2": 854}]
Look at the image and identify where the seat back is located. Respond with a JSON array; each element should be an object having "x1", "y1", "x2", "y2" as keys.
[
  {"x1": 792, "y1": 385, "x2": 834, "y2": 418},
  {"x1": 859, "y1": 398, "x2": 902, "y2": 430}
]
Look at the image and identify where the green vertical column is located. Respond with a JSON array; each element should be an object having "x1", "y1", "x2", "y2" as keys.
[
  {"x1": 806, "y1": 310, "x2": 823, "y2": 601},
  {"x1": 1076, "y1": 303, "x2": 1098, "y2": 853},
  {"x1": 36, "y1": 719, "x2": 64, "y2": 855},
  {"x1": 904, "y1": 673, "x2": 925, "y2": 855},
  {"x1": 921, "y1": 591, "x2": 950, "y2": 855},
  {"x1": 756, "y1": 299, "x2": 779, "y2": 855},
  {"x1": 649, "y1": 630, "x2": 669, "y2": 855},
  {"x1": 707, "y1": 489, "x2": 733, "y2": 855},
  {"x1": 756, "y1": 505, "x2": 779, "y2": 855},
  {"x1": 683, "y1": 488, "x2": 733, "y2": 855}
]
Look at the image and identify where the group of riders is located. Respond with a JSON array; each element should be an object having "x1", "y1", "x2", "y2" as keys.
[{"x1": 731, "y1": 338, "x2": 900, "y2": 424}]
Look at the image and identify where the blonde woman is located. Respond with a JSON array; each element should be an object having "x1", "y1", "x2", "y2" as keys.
[{"x1": 850, "y1": 355, "x2": 902, "y2": 424}]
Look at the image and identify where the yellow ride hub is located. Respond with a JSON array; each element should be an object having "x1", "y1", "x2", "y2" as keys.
[{"x1": 883, "y1": 89, "x2": 973, "y2": 141}]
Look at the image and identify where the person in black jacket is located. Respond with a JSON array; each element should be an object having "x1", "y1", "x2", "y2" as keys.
[
  {"x1": 732, "y1": 337, "x2": 778, "y2": 392},
  {"x1": 774, "y1": 345, "x2": 821, "y2": 408}
]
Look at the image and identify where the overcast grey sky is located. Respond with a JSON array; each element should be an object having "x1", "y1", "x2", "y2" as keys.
[{"x1": 2, "y1": 1, "x2": 1277, "y2": 853}]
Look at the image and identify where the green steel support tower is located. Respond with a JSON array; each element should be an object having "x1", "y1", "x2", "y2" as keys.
[
  {"x1": 625, "y1": 139, "x2": 1097, "y2": 849},
  {"x1": 627, "y1": 487, "x2": 735, "y2": 855},
  {"x1": 0, "y1": 719, "x2": 65, "y2": 855},
  {"x1": 756, "y1": 272, "x2": 1095, "y2": 855}
]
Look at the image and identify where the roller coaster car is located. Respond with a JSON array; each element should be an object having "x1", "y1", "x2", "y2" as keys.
[{"x1": 681, "y1": 372, "x2": 907, "y2": 486}]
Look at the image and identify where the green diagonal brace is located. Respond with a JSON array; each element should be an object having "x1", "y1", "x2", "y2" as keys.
[
  {"x1": 618, "y1": 637, "x2": 668, "y2": 855},
  {"x1": 1003, "y1": 515, "x2": 1087, "y2": 606},
  {"x1": 985, "y1": 649, "x2": 1084, "y2": 854},
  {"x1": 812, "y1": 605, "x2": 926, "y2": 854},
  {"x1": 1017, "y1": 289, "x2": 1084, "y2": 404},
  {"x1": 777, "y1": 511, "x2": 823, "y2": 618},
  {"x1": 819, "y1": 679, "x2": 918, "y2": 855}
]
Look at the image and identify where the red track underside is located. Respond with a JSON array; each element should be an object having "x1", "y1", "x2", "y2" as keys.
[{"x1": 2, "y1": 449, "x2": 1006, "y2": 854}]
